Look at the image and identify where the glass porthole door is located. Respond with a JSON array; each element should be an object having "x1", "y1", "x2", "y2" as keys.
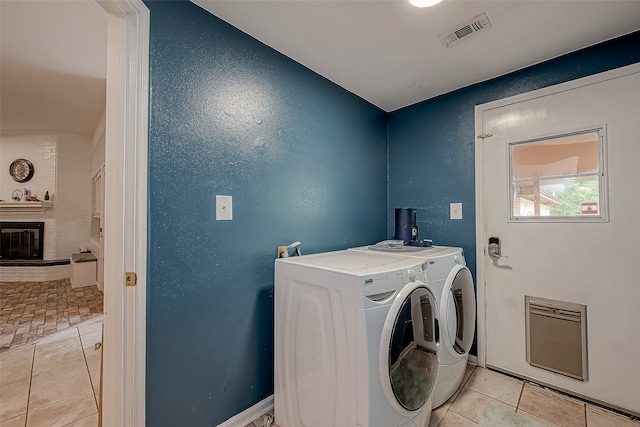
[
  {"x1": 381, "y1": 284, "x2": 439, "y2": 412},
  {"x1": 445, "y1": 265, "x2": 476, "y2": 356}
]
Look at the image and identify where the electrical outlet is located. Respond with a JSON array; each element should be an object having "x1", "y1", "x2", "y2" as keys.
[
  {"x1": 450, "y1": 202, "x2": 462, "y2": 220},
  {"x1": 216, "y1": 195, "x2": 233, "y2": 220},
  {"x1": 277, "y1": 246, "x2": 288, "y2": 258}
]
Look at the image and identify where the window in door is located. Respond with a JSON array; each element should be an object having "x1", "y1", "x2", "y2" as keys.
[{"x1": 509, "y1": 128, "x2": 608, "y2": 221}]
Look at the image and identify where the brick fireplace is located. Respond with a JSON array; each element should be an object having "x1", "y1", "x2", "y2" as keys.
[{"x1": 0, "y1": 221, "x2": 45, "y2": 260}]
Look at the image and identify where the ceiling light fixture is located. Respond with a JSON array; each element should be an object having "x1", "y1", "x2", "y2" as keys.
[{"x1": 408, "y1": 0, "x2": 442, "y2": 7}]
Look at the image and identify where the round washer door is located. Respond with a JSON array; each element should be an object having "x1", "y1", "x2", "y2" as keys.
[
  {"x1": 380, "y1": 282, "x2": 439, "y2": 414},
  {"x1": 442, "y1": 264, "x2": 476, "y2": 356}
]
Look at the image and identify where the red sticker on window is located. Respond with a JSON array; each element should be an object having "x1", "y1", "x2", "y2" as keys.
[{"x1": 581, "y1": 202, "x2": 598, "y2": 215}]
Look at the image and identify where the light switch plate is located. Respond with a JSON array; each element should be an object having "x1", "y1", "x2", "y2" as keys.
[
  {"x1": 450, "y1": 202, "x2": 462, "y2": 220},
  {"x1": 216, "y1": 195, "x2": 233, "y2": 220}
]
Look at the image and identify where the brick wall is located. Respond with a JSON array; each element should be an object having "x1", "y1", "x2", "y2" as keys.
[
  {"x1": 0, "y1": 265, "x2": 70, "y2": 282},
  {"x1": 0, "y1": 135, "x2": 57, "y2": 202},
  {"x1": 1, "y1": 134, "x2": 92, "y2": 262}
]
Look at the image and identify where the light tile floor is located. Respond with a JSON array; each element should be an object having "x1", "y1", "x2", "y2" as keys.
[
  {"x1": 250, "y1": 365, "x2": 640, "y2": 427},
  {"x1": 0, "y1": 316, "x2": 103, "y2": 427},
  {"x1": 5, "y1": 325, "x2": 638, "y2": 427},
  {"x1": 430, "y1": 366, "x2": 640, "y2": 427}
]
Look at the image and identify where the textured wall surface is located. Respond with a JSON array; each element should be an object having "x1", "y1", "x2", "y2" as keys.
[
  {"x1": 1, "y1": 134, "x2": 92, "y2": 260},
  {"x1": 55, "y1": 134, "x2": 92, "y2": 258},
  {"x1": 387, "y1": 31, "x2": 640, "y2": 289},
  {"x1": 0, "y1": 135, "x2": 57, "y2": 205},
  {"x1": 388, "y1": 31, "x2": 640, "y2": 357},
  {"x1": 145, "y1": 1, "x2": 387, "y2": 425},
  {"x1": 146, "y1": 3, "x2": 640, "y2": 424}
]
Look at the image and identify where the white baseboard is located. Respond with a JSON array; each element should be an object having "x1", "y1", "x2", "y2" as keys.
[
  {"x1": 215, "y1": 356, "x2": 477, "y2": 426},
  {"x1": 217, "y1": 395, "x2": 274, "y2": 427}
]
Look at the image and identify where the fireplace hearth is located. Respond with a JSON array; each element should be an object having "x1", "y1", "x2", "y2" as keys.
[{"x1": 0, "y1": 222, "x2": 44, "y2": 260}]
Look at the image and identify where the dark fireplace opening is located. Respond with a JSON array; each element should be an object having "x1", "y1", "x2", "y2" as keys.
[{"x1": 0, "y1": 222, "x2": 44, "y2": 260}]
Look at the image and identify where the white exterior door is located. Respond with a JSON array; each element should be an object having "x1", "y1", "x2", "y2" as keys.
[{"x1": 475, "y1": 65, "x2": 640, "y2": 415}]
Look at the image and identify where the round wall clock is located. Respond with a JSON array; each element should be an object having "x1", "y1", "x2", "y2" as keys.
[{"x1": 9, "y1": 158, "x2": 35, "y2": 183}]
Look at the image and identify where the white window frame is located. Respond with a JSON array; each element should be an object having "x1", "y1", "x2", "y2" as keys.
[
  {"x1": 508, "y1": 126, "x2": 609, "y2": 223},
  {"x1": 92, "y1": 167, "x2": 104, "y2": 220}
]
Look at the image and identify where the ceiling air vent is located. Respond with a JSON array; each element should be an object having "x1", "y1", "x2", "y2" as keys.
[{"x1": 438, "y1": 12, "x2": 492, "y2": 48}]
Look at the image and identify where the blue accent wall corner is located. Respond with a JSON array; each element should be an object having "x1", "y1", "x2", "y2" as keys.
[
  {"x1": 144, "y1": 1, "x2": 640, "y2": 422},
  {"x1": 146, "y1": 1, "x2": 386, "y2": 425}
]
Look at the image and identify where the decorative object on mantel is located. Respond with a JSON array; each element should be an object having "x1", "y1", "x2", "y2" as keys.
[
  {"x1": 8, "y1": 188, "x2": 43, "y2": 202},
  {"x1": 9, "y1": 158, "x2": 35, "y2": 183}
]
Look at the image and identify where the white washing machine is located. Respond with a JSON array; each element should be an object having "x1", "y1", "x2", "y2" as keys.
[
  {"x1": 350, "y1": 244, "x2": 476, "y2": 408},
  {"x1": 275, "y1": 250, "x2": 439, "y2": 427}
]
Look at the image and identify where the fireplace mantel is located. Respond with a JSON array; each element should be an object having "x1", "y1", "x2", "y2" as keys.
[{"x1": 0, "y1": 202, "x2": 54, "y2": 214}]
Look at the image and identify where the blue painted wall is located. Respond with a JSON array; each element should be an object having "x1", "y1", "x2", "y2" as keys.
[
  {"x1": 146, "y1": 0, "x2": 640, "y2": 423},
  {"x1": 146, "y1": 1, "x2": 387, "y2": 425},
  {"x1": 387, "y1": 31, "x2": 640, "y2": 295}
]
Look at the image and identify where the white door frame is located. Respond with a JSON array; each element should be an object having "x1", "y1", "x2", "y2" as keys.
[
  {"x1": 473, "y1": 62, "x2": 640, "y2": 369},
  {"x1": 96, "y1": 0, "x2": 149, "y2": 425}
]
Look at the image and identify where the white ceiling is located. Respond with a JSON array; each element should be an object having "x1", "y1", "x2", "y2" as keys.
[
  {"x1": 1, "y1": 1, "x2": 639, "y2": 139},
  {"x1": 194, "y1": 0, "x2": 640, "y2": 112},
  {"x1": 0, "y1": 0, "x2": 107, "y2": 137}
]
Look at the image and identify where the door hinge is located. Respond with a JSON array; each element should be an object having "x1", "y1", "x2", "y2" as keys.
[
  {"x1": 477, "y1": 133, "x2": 493, "y2": 139},
  {"x1": 125, "y1": 272, "x2": 137, "y2": 287}
]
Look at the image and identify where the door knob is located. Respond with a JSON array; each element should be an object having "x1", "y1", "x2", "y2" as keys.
[
  {"x1": 488, "y1": 237, "x2": 501, "y2": 259},
  {"x1": 488, "y1": 237, "x2": 510, "y2": 268}
]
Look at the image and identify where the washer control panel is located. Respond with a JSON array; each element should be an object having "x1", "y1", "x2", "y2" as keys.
[{"x1": 361, "y1": 261, "x2": 427, "y2": 295}]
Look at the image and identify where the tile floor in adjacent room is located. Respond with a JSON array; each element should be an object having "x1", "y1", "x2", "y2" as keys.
[
  {"x1": 0, "y1": 279, "x2": 104, "y2": 351},
  {"x1": 248, "y1": 365, "x2": 640, "y2": 427},
  {"x1": 0, "y1": 316, "x2": 103, "y2": 427}
]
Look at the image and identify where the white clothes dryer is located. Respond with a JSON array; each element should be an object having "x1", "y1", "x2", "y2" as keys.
[
  {"x1": 350, "y1": 244, "x2": 476, "y2": 408},
  {"x1": 275, "y1": 250, "x2": 439, "y2": 427}
]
